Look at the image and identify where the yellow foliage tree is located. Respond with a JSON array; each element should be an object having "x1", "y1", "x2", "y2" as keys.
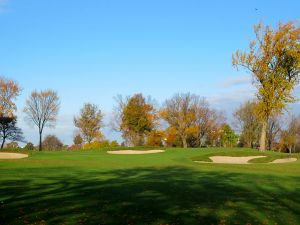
[{"x1": 233, "y1": 21, "x2": 300, "y2": 151}]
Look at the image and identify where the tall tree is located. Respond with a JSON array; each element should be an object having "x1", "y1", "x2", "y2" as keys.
[
  {"x1": 0, "y1": 116, "x2": 24, "y2": 149},
  {"x1": 233, "y1": 21, "x2": 300, "y2": 151},
  {"x1": 24, "y1": 90, "x2": 60, "y2": 151},
  {"x1": 74, "y1": 103, "x2": 104, "y2": 143},
  {"x1": 234, "y1": 100, "x2": 260, "y2": 148},
  {"x1": 114, "y1": 94, "x2": 156, "y2": 146}
]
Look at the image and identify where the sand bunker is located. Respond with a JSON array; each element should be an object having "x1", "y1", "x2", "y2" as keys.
[
  {"x1": 107, "y1": 150, "x2": 165, "y2": 155},
  {"x1": 0, "y1": 152, "x2": 28, "y2": 159},
  {"x1": 270, "y1": 158, "x2": 297, "y2": 163},
  {"x1": 195, "y1": 156, "x2": 298, "y2": 164},
  {"x1": 195, "y1": 156, "x2": 266, "y2": 164}
]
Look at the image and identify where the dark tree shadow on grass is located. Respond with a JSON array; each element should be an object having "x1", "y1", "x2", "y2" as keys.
[{"x1": 1, "y1": 166, "x2": 300, "y2": 225}]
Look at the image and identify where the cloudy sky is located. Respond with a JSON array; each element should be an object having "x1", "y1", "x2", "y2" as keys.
[{"x1": 0, "y1": 0, "x2": 299, "y2": 145}]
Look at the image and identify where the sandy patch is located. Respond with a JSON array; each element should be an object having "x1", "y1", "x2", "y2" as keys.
[
  {"x1": 107, "y1": 150, "x2": 165, "y2": 155},
  {"x1": 196, "y1": 156, "x2": 266, "y2": 164},
  {"x1": 0, "y1": 153, "x2": 28, "y2": 159},
  {"x1": 270, "y1": 158, "x2": 297, "y2": 163}
]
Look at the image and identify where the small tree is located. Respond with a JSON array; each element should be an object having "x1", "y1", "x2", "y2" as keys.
[
  {"x1": 73, "y1": 134, "x2": 83, "y2": 146},
  {"x1": 42, "y1": 135, "x2": 64, "y2": 151},
  {"x1": 0, "y1": 116, "x2": 24, "y2": 149},
  {"x1": 24, "y1": 142, "x2": 35, "y2": 150},
  {"x1": 221, "y1": 124, "x2": 239, "y2": 148},
  {"x1": 74, "y1": 103, "x2": 104, "y2": 143},
  {"x1": 233, "y1": 21, "x2": 300, "y2": 151},
  {"x1": 234, "y1": 100, "x2": 260, "y2": 148},
  {"x1": 6, "y1": 141, "x2": 19, "y2": 149},
  {"x1": 114, "y1": 94, "x2": 157, "y2": 146},
  {"x1": 24, "y1": 90, "x2": 60, "y2": 151}
]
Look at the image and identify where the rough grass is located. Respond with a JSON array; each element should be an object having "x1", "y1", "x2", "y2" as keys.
[{"x1": 0, "y1": 148, "x2": 300, "y2": 225}]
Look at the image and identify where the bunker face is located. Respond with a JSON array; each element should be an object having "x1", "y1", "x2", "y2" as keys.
[
  {"x1": 0, "y1": 153, "x2": 28, "y2": 159},
  {"x1": 107, "y1": 150, "x2": 165, "y2": 155}
]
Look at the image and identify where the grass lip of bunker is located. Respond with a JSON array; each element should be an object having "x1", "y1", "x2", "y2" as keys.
[
  {"x1": 107, "y1": 150, "x2": 165, "y2": 155},
  {"x1": 0, "y1": 152, "x2": 28, "y2": 159}
]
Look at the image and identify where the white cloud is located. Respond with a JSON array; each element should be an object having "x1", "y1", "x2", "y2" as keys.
[{"x1": 219, "y1": 75, "x2": 252, "y2": 88}]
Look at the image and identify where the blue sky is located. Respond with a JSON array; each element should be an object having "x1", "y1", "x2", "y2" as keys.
[{"x1": 0, "y1": 0, "x2": 299, "y2": 145}]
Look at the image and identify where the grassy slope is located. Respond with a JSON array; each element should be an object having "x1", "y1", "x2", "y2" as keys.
[{"x1": 0, "y1": 148, "x2": 300, "y2": 225}]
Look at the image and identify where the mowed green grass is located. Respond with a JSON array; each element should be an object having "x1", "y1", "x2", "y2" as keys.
[{"x1": 0, "y1": 148, "x2": 300, "y2": 225}]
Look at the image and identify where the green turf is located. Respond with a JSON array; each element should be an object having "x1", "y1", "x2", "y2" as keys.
[{"x1": 0, "y1": 148, "x2": 300, "y2": 225}]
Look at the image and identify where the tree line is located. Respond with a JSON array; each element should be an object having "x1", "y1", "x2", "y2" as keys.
[{"x1": 0, "y1": 21, "x2": 299, "y2": 152}]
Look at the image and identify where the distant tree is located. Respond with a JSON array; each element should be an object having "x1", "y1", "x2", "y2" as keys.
[
  {"x1": 24, "y1": 90, "x2": 60, "y2": 151},
  {"x1": 42, "y1": 135, "x2": 64, "y2": 151},
  {"x1": 221, "y1": 124, "x2": 239, "y2": 148},
  {"x1": 266, "y1": 115, "x2": 282, "y2": 150},
  {"x1": 161, "y1": 93, "x2": 217, "y2": 148},
  {"x1": 0, "y1": 116, "x2": 24, "y2": 149},
  {"x1": 164, "y1": 127, "x2": 182, "y2": 147},
  {"x1": 6, "y1": 141, "x2": 19, "y2": 149},
  {"x1": 279, "y1": 116, "x2": 300, "y2": 153},
  {"x1": 73, "y1": 134, "x2": 83, "y2": 146},
  {"x1": 114, "y1": 94, "x2": 157, "y2": 146},
  {"x1": 233, "y1": 21, "x2": 300, "y2": 151},
  {"x1": 146, "y1": 130, "x2": 165, "y2": 147},
  {"x1": 24, "y1": 142, "x2": 35, "y2": 150},
  {"x1": 74, "y1": 103, "x2": 104, "y2": 144},
  {"x1": 0, "y1": 77, "x2": 21, "y2": 117},
  {"x1": 234, "y1": 101, "x2": 260, "y2": 148},
  {"x1": 110, "y1": 140, "x2": 120, "y2": 148}
]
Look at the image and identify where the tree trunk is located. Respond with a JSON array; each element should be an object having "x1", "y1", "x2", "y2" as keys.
[
  {"x1": 182, "y1": 136, "x2": 188, "y2": 148},
  {"x1": 1, "y1": 138, "x2": 5, "y2": 149},
  {"x1": 259, "y1": 120, "x2": 267, "y2": 152},
  {"x1": 39, "y1": 131, "x2": 42, "y2": 151}
]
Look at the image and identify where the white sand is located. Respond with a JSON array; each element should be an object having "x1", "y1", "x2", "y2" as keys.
[
  {"x1": 196, "y1": 156, "x2": 266, "y2": 164},
  {"x1": 270, "y1": 158, "x2": 297, "y2": 163},
  {"x1": 0, "y1": 152, "x2": 28, "y2": 159},
  {"x1": 107, "y1": 150, "x2": 165, "y2": 155}
]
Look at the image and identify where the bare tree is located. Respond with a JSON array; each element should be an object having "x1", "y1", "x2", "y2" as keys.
[{"x1": 24, "y1": 90, "x2": 60, "y2": 151}]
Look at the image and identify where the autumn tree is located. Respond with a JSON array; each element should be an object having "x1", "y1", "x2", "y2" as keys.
[
  {"x1": 73, "y1": 134, "x2": 83, "y2": 146},
  {"x1": 74, "y1": 103, "x2": 104, "y2": 144},
  {"x1": 0, "y1": 116, "x2": 24, "y2": 149},
  {"x1": 146, "y1": 130, "x2": 165, "y2": 147},
  {"x1": 24, "y1": 90, "x2": 60, "y2": 151},
  {"x1": 42, "y1": 135, "x2": 64, "y2": 151},
  {"x1": 234, "y1": 100, "x2": 260, "y2": 148},
  {"x1": 0, "y1": 77, "x2": 23, "y2": 149},
  {"x1": 233, "y1": 21, "x2": 300, "y2": 151},
  {"x1": 0, "y1": 77, "x2": 21, "y2": 117},
  {"x1": 114, "y1": 94, "x2": 157, "y2": 146},
  {"x1": 279, "y1": 116, "x2": 300, "y2": 153},
  {"x1": 161, "y1": 93, "x2": 204, "y2": 148}
]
